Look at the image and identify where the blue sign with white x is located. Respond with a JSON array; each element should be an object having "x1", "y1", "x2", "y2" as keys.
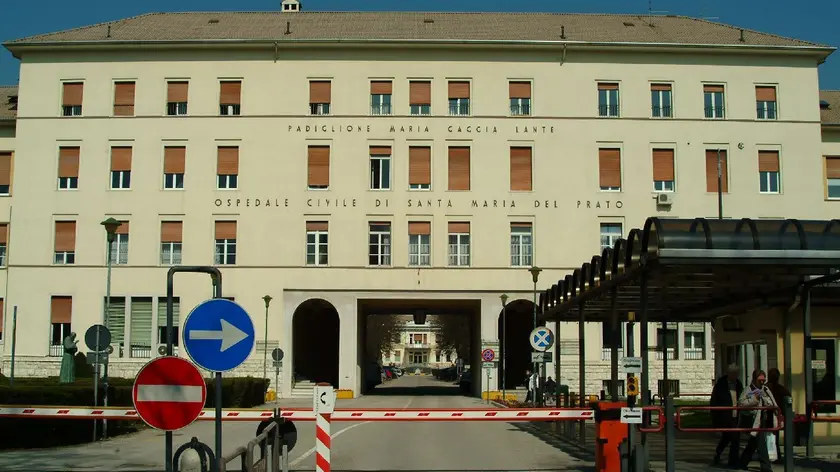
[{"x1": 529, "y1": 327, "x2": 555, "y2": 352}]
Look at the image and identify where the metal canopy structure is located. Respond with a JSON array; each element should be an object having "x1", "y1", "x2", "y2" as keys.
[{"x1": 538, "y1": 217, "x2": 840, "y2": 322}]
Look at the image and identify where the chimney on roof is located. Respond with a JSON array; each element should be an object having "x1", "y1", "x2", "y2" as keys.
[
  {"x1": 739, "y1": 28, "x2": 745, "y2": 43},
  {"x1": 281, "y1": 0, "x2": 301, "y2": 12},
  {"x1": 560, "y1": 25, "x2": 566, "y2": 39}
]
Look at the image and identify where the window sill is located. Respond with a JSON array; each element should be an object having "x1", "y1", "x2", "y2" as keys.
[
  {"x1": 599, "y1": 189, "x2": 623, "y2": 193},
  {"x1": 759, "y1": 191, "x2": 781, "y2": 195},
  {"x1": 368, "y1": 188, "x2": 392, "y2": 192},
  {"x1": 649, "y1": 116, "x2": 673, "y2": 120},
  {"x1": 111, "y1": 115, "x2": 135, "y2": 118},
  {"x1": 307, "y1": 187, "x2": 330, "y2": 191},
  {"x1": 408, "y1": 187, "x2": 432, "y2": 191},
  {"x1": 652, "y1": 190, "x2": 675, "y2": 194},
  {"x1": 216, "y1": 187, "x2": 239, "y2": 191},
  {"x1": 56, "y1": 189, "x2": 79, "y2": 192},
  {"x1": 108, "y1": 188, "x2": 132, "y2": 191},
  {"x1": 825, "y1": 198, "x2": 840, "y2": 202},
  {"x1": 163, "y1": 187, "x2": 186, "y2": 191},
  {"x1": 598, "y1": 115, "x2": 621, "y2": 119}
]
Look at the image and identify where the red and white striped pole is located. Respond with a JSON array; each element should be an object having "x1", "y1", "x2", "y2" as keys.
[
  {"x1": 314, "y1": 383, "x2": 335, "y2": 472},
  {"x1": 315, "y1": 411, "x2": 331, "y2": 472}
]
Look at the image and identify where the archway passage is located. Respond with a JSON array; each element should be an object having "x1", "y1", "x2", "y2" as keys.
[
  {"x1": 292, "y1": 299, "x2": 340, "y2": 388},
  {"x1": 498, "y1": 299, "x2": 538, "y2": 391}
]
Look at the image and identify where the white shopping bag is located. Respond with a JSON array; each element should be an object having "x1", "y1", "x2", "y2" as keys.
[{"x1": 766, "y1": 434, "x2": 778, "y2": 462}]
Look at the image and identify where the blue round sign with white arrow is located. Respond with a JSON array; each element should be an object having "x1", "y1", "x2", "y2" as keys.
[{"x1": 182, "y1": 298, "x2": 256, "y2": 373}]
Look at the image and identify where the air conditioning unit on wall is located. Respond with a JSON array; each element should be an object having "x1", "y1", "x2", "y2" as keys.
[{"x1": 656, "y1": 193, "x2": 674, "y2": 206}]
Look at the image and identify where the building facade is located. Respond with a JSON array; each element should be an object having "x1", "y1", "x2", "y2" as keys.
[
  {"x1": 379, "y1": 316, "x2": 458, "y2": 369},
  {"x1": 0, "y1": 5, "x2": 835, "y2": 398}
]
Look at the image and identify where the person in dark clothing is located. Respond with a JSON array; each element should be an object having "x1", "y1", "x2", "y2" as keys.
[
  {"x1": 767, "y1": 368, "x2": 791, "y2": 464},
  {"x1": 545, "y1": 376, "x2": 558, "y2": 405},
  {"x1": 710, "y1": 364, "x2": 744, "y2": 467}
]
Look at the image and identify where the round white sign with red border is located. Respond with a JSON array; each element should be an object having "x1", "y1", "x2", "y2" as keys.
[{"x1": 132, "y1": 356, "x2": 207, "y2": 431}]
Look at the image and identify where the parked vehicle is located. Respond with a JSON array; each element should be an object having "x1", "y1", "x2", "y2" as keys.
[{"x1": 459, "y1": 369, "x2": 472, "y2": 393}]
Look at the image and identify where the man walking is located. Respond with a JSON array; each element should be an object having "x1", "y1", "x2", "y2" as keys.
[{"x1": 710, "y1": 364, "x2": 744, "y2": 467}]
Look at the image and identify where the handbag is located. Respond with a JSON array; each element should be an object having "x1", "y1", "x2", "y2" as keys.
[{"x1": 766, "y1": 433, "x2": 778, "y2": 462}]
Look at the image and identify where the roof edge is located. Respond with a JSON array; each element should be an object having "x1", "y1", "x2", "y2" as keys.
[{"x1": 3, "y1": 38, "x2": 836, "y2": 58}]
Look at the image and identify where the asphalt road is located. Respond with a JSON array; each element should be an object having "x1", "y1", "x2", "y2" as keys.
[{"x1": 0, "y1": 375, "x2": 593, "y2": 471}]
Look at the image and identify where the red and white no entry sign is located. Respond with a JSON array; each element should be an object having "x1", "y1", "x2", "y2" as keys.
[{"x1": 132, "y1": 356, "x2": 207, "y2": 431}]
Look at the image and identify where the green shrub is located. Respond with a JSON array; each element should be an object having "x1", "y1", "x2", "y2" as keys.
[{"x1": 0, "y1": 376, "x2": 268, "y2": 449}]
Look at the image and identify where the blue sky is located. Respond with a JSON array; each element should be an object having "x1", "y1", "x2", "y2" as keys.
[{"x1": 1, "y1": 0, "x2": 838, "y2": 89}]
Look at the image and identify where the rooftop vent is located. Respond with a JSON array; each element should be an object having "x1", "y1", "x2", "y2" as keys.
[
  {"x1": 423, "y1": 18, "x2": 434, "y2": 24},
  {"x1": 208, "y1": 19, "x2": 220, "y2": 24},
  {"x1": 820, "y1": 99, "x2": 830, "y2": 109},
  {"x1": 623, "y1": 21, "x2": 635, "y2": 27},
  {"x1": 281, "y1": 0, "x2": 301, "y2": 12},
  {"x1": 8, "y1": 95, "x2": 17, "y2": 105}
]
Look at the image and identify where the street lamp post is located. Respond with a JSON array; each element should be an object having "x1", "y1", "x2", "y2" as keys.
[
  {"x1": 262, "y1": 295, "x2": 273, "y2": 396},
  {"x1": 499, "y1": 294, "x2": 509, "y2": 401},
  {"x1": 99, "y1": 217, "x2": 121, "y2": 441},
  {"x1": 528, "y1": 266, "x2": 542, "y2": 406}
]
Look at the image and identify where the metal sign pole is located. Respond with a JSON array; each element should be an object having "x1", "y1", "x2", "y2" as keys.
[
  {"x1": 9, "y1": 306, "x2": 17, "y2": 386},
  {"x1": 164, "y1": 266, "x2": 223, "y2": 472}
]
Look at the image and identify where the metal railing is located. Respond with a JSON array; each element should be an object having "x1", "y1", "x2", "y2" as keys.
[
  {"x1": 48, "y1": 344, "x2": 63, "y2": 357},
  {"x1": 219, "y1": 418, "x2": 280, "y2": 472},
  {"x1": 675, "y1": 405, "x2": 783, "y2": 432}
]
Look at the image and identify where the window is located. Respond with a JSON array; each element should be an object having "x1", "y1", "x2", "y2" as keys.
[
  {"x1": 109, "y1": 221, "x2": 129, "y2": 265},
  {"x1": 105, "y1": 296, "x2": 126, "y2": 352},
  {"x1": 510, "y1": 223, "x2": 533, "y2": 267},
  {"x1": 309, "y1": 80, "x2": 331, "y2": 115},
  {"x1": 447, "y1": 222, "x2": 470, "y2": 267},
  {"x1": 509, "y1": 81, "x2": 531, "y2": 116},
  {"x1": 705, "y1": 150, "x2": 729, "y2": 193},
  {"x1": 703, "y1": 84, "x2": 725, "y2": 119},
  {"x1": 0, "y1": 299, "x2": 3, "y2": 341},
  {"x1": 651, "y1": 83, "x2": 672, "y2": 118},
  {"x1": 510, "y1": 147, "x2": 533, "y2": 191},
  {"x1": 652, "y1": 149, "x2": 675, "y2": 192},
  {"x1": 684, "y1": 325, "x2": 706, "y2": 360},
  {"x1": 49, "y1": 296, "x2": 72, "y2": 356},
  {"x1": 54, "y1": 221, "x2": 76, "y2": 265},
  {"x1": 758, "y1": 151, "x2": 780, "y2": 194},
  {"x1": 368, "y1": 222, "x2": 391, "y2": 266},
  {"x1": 827, "y1": 157, "x2": 840, "y2": 199},
  {"x1": 57, "y1": 147, "x2": 79, "y2": 190},
  {"x1": 597, "y1": 83, "x2": 619, "y2": 117},
  {"x1": 167, "y1": 81, "x2": 188, "y2": 116},
  {"x1": 61, "y1": 82, "x2": 83, "y2": 116},
  {"x1": 0, "y1": 152, "x2": 11, "y2": 195},
  {"x1": 113, "y1": 81, "x2": 135, "y2": 116},
  {"x1": 656, "y1": 327, "x2": 678, "y2": 360},
  {"x1": 395, "y1": 351, "x2": 401, "y2": 362},
  {"x1": 157, "y1": 297, "x2": 180, "y2": 346},
  {"x1": 217, "y1": 146, "x2": 239, "y2": 190},
  {"x1": 371, "y1": 81, "x2": 392, "y2": 115},
  {"x1": 307, "y1": 145, "x2": 330, "y2": 190},
  {"x1": 447, "y1": 147, "x2": 470, "y2": 191},
  {"x1": 369, "y1": 146, "x2": 391, "y2": 190},
  {"x1": 0, "y1": 224, "x2": 7, "y2": 267},
  {"x1": 110, "y1": 147, "x2": 132, "y2": 190},
  {"x1": 220, "y1": 81, "x2": 242, "y2": 116},
  {"x1": 600, "y1": 223, "x2": 622, "y2": 251},
  {"x1": 601, "y1": 322, "x2": 625, "y2": 360},
  {"x1": 160, "y1": 221, "x2": 183, "y2": 265},
  {"x1": 163, "y1": 146, "x2": 185, "y2": 189},
  {"x1": 756, "y1": 86, "x2": 777, "y2": 120},
  {"x1": 408, "y1": 146, "x2": 431, "y2": 190},
  {"x1": 448, "y1": 81, "x2": 470, "y2": 116},
  {"x1": 408, "y1": 222, "x2": 431, "y2": 266},
  {"x1": 306, "y1": 222, "x2": 329, "y2": 266},
  {"x1": 598, "y1": 148, "x2": 622, "y2": 191},
  {"x1": 810, "y1": 339, "x2": 838, "y2": 414},
  {"x1": 409, "y1": 81, "x2": 431, "y2": 115},
  {"x1": 130, "y1": 297, "x2": 153, "y2": 358},
  {"x1": 214, "y1": 221, "x2": 237, "y2": 265}
]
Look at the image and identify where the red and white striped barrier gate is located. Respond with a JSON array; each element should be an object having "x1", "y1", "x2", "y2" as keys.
[
  {"x1": 316, "y1": 412, "x2": 331, "y2": 472},
  {"x1": 0, "y1": 406, "x2": 594, "y2": 422}
]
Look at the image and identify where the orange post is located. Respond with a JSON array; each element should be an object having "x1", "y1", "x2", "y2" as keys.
[{"x1": 593, "y1": 401, "x2": 628, "y2": 472}]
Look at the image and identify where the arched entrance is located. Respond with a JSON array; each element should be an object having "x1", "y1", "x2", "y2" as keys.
[
  {"x1": 292, "y1": 299, "x2": 340, "y2": 387},
  {"x1": 498, "y1": 299, "x2": 539, "y2": 391}
]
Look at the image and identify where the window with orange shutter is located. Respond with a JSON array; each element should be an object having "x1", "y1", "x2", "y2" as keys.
[
  {"x1": 160, "y1": 221, "x2": 183, "y2": 265},
  {"x1": 163, "y1": 146, "x2": 186, "y2": 189},
  {"x1": 0, "y1": 223, "x2": 7, "y2": 267},
  {"x1": 306, "y1": 222, "x2": 329, "y2": 266},
  {"x1": 827, "y1": 157, "x2": 840, "y2": 199},
  {"x1": 409, "y1": 81, "x2": 431, "y2": 115},
  {"x1": 110, "y1": 147, "x2": 132, "y2": 190},
  {"x1": 220, "y1": 81, "x2": 242, "y2": 116},
  {"x1": 756, "y1": 86, "x2": 777, "y2": 120},
  {"x1": 758, "y1": 150, "x2": 780, "y2": 194},
  {"x1": 448, "y1": 147, "x2": 470, "y2": 191},
  {"x1": 166, "y1": 81, "x2": 188, "y2": 116},
  {"x1": 113, "y1": 82, "x2": 135, "y2": 116},
  {"x1": 58, "y1": 147, "x2": 80, "y2": 190},
  {"x1": 510, "y1": 147, "x2": 533, "y2": 191},
  {"x1": 509, "y1": 81, "x2": 531, "y2": 116},
  {"x1": 652, "y1": 149, "x2": 675, "y2": 192},
  {"x1": 408, "y1": 222, "x2": 431, "y2": 266},
  {"x1": 369, "y1": 222, "x2": 392, "y2": 266},
  {"x1": 62, "y1": 82, "x2": 83, "y2": 116},
  {"x1": 214, "y1": 221, "x2": 237, "y2": 265},
  {"x1": 598, "y1": 149, "x2": 622, "y2": 191},
  {"x1": 510, "y1": 222, "x2": 533, "y2": 267},
  {"x1": 54, "y1": 221, "x2": 76, "y2": 265},
  {"x1": 598, "y1": 83, "x2": 619, "y2": 117},
  {"x1": 217, "y1": 147, "x2": 239, "y2": 190},
  {"x1": 370, "y1": 81, "x2": 392, "y2": 115},
  {"x1": 448, "y1": 81, "x2": 470, "y2": 116},
  {"x1": 308, "y1": 146, "x2": 330, "y2": 189},
  {"x1": 49, "y1": 296, "x2": 73, "y2": 352},
  {"x1": 705, "y1": 150, "x2": 729, "y2": 193},
  {"x1": 369, "y1": 146, "x2": 391, "y2": 190},
  {"x1": 447, "y1": 222, "x2": 470, "y2": 267},
  {"x1": 309, "y1": 81, "x2": 331, "y2": 115},
  {"x1": 0, "y1": 151, "x2": 11, "y2": 195},
  {"x1": 109, "y1": 221, "x2": 130, "y2": 265},
  {"x1": 704, "y1": 84, "x2": 725, "y2": 119},
  {"x1": 409, "y1": 147, "x2": 431, "y2": 190}
]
